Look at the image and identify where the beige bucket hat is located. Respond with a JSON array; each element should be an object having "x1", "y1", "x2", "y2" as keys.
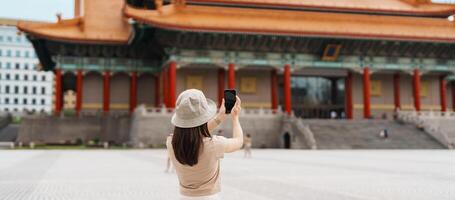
[{"x1": 171, "y1": 89, "x2": 217, "y2": 128}]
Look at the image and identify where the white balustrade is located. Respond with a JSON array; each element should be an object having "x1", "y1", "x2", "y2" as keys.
[{"x1": 397, "y1": 110, "x2": 454, "y2": 149}]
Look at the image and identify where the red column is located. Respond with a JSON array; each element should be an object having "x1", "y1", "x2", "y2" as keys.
[
  {"x1": 440, "y1": 75, "x2": 447, "y2": 112},
  {"x1": 228, "y1": 63, "x2": 235, "y2": 89},
  {"x1": 162, "y1": 68, "x2": 168, "y2": 107},
  {"x1": 413, "y1": 69, "x2": 421, "y2": 112},
  {"x1": 154, "y1": 74, "x2": 160, "y2": 107},
  {"x1": 168, "y1": 61, "x2": 177, "y2": 108},
  {"x1": 362, "y1": 67, "x2": 371, "y2": 119},
  {"x1": 54, "y1": 69, "x2": 62, "y2": 115},
  {"x1": 217, "y1": 68, "x2": 225, "y2": 106},
  {"x1": 271, "y1": 69, "x2": 278, "y2": 111},
  {"x1": 103, "y1": 71, "x2": 110, "y2": 114},
  {"x1": 129, "y1": 72, "x2": 138, "y2": 113},
  {"x1": 345, "y1": 71, "x2": 353, "y2": 119},
  {"x1": 283, "y1": 64, "x2": 292, "y2": 115},
  {"x1": 452, "y1": 82, "x2": 455, "y2": 111},
  {"x1": 393, "y1": 73, "x2": 401, "y2": 110},
  {"x1": 75, "y1": 69, "x2": 83, "y2": 115}
]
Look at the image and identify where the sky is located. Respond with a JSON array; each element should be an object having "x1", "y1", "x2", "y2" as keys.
[{"x1": 0, "y1": 0, "x2": 73, "y2": 22}]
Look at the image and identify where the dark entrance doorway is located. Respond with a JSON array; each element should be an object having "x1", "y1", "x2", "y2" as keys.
[
  {"x1": 283, "y1": 132, "x2": 291, "y2": 149},
  {"x1": 280, "y1": 76, "x2": 345, "y2": 118}
]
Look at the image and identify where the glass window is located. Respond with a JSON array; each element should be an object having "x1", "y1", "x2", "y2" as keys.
[
  {"x1": 24, "y1": 64, "x2": 29, "y2": 70},
  {"x1": 23, "y1": 98, "x2": 27, "y2": 105},
  {"x1": 13, "y1": 108, "x2": 18, "y2": 112},
  {"x1": 42, "y1": 75, "x2": 46, "y2": 81},
  {"x1": 14, "y1": 86, "x2": 19, "y2": 94},
  {"x1": 41, "y1": 99, "x2": 45, "y2": 105},
  {"x1": 24, "y1": 87, "x2": 28, "y2": 94},
  {"x1": 14, "y1": 98, "x2": 18, "y2": 104},
  {"x1": 15, "y1": 63, "x2": 20, "y2": 69},
  {"x1": 24, "y1": 75, "x2": 28, "y2": 81},
  {"x1": 32, "y1": 87, "x2": 36, "y2": 94},
  {"x1": 5, "y1": 86, "x2": 10, "y2": 93},
  {"x1": 7, "y1": 36, "x2": 12, "y2": 42},
  {"x1": 16, "y1": 50, "x2": 20, "y2": 57},
  {"x1": 32, "y1": 99, "x2": 36, "y2": 105},
  {"x1": 6, "y1": 74, "x2": 10, "y2": 80},
  {"x1": 0, "y1": 36, "x2": 3, "y2": 41},
  {"x1": 0, "y1": 49, "x2": 2, "y2": 56},
  {"x1": 0, "y1": 61, "x2": 2, "y2": 68},
  {"x1": 5, "y1": 98, "x2": 9, "y2": 104},
  {"x1": 41, "y1": 87, "x2": 45, "y2": 94},
  {"x1": 6, "y1": 62, "x2": 11, "y2": 69},
  {"x1": 16, "y1": 37, "x2": 21, "y2": 43},
  {"x1": 25, "y1": 51, "x2": 29, "y2": 58},
  {"x1": 4, "y1": 108, "x2": 9, "y2": 112},
  {"x1": 6, "y1": 50, "x2": 11, "y2": 57},
  {"x1": 33, "y1": 75, "x2": 37, "y2": 81},
  {"x1": 15, "y1": 74, "x2": 19, "y2": 80}
]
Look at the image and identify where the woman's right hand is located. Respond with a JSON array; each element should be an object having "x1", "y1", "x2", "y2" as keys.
[{"x1": 231, "y1": 96, "x2": 242, "y2": 119}]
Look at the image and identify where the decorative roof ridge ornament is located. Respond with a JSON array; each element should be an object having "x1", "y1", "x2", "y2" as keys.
[
  {"x1": 56, "y1": 13, "x2": 62, "y2": 23},
  {"x1": 172, "y1": 0, "x2": 187, "y2": 10},
  {"x1": 155, "y1": 0, "x2": 163, "y2": 13}
]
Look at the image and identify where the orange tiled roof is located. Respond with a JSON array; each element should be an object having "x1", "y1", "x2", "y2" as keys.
[
  {"x1": 189, "y1": 0, "x2": 455, "y2": 16},
  {"x1": 17, "y1": 0, "x2": 131, "y2": 44},
  {"x1": 1, "y1": 18, "x2": 44, "y2": 26},
  {"x1": 124, "y1": 4, "x2": 455, "y2": 43}
]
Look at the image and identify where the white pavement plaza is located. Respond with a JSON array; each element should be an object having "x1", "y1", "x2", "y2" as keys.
[{"x1": 1, "y1": 149, "x2": 455, "y2": 200}]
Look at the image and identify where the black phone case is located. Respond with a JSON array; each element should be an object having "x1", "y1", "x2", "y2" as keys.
[{"x1": 224, "y1": 90, "x2": 236, "y2": 114}]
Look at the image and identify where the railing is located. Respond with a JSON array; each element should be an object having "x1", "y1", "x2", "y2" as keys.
[
  {"x1": 292, "y1": 117, "x2": 317, "y2": 149},
  {"x1": 397, "y1": 110, "x2": 454, "y2": 149},
  {"x1": 293, "y1": 105, "x2": 345, "y2": 119},
  {"x1": 136, "y1": 104, "x2": 283, "y2": 117}
]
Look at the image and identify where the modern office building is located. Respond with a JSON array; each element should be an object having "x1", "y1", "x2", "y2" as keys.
[{"x1": 0, "y1": 19, "x2": 54, "y2": 115}]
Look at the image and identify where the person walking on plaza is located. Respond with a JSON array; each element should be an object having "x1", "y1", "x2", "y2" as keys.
[
  {"x1": 244, "y1": 134, "x2": 252, "y2": 158},
  {"x1": 166, "y1": 89, "x2": 244, "y2": 200}
]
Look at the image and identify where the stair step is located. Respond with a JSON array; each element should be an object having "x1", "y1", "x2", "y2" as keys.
[{"x1": 303, "y1": 119, "x2": 444, "y2": 149}]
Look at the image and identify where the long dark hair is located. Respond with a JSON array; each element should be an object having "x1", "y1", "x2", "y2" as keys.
[{"x1": 172, "y1": 123, "x2": 211, "y2": 166}]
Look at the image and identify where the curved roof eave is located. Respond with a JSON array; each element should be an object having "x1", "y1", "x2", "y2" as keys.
[
  {"x1": 187, "y1": 0, "x2": 455, "y2": 17},
  {"x1": 124, "y1": 4, "x2": 455, "y2": 43},
  {"x1": 17, "y1": 19, "x2": 132, "y2": 45}
]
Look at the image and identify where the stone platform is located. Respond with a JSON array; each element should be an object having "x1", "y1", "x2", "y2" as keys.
[{"x1": 1, "y1": 150, "x2": 454, "y2": 200}]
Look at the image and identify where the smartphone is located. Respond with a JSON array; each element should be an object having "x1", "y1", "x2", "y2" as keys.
[{"x1": 224, "y1": 90, "x2": 236, "y2": 114}]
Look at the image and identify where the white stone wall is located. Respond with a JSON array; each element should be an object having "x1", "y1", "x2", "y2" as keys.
[{"x1": 0, "y1": 25, "x2": 54, "y2": 115}]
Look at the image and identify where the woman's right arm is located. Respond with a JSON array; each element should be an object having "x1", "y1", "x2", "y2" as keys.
[{"x1": 224, "y1": 96, "x2": 244, "y2": 153}]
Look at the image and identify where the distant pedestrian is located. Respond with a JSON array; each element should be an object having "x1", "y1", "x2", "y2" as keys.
[
  {"x1": 330, "y1": 111, "x2": 337, "y2": 119},
  {"x1": 244, "y1": 134, "x2": 252, "y2": 158},
  {"x1": 379, "y1": 129, "x2": 389, "y2": 139},
  {"x1": 341, "y1": 111, "x2": 346, "y2": 119}
]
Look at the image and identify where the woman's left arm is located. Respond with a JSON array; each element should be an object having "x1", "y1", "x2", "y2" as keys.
[{"x1": 208, "y1": 99, "x2": 227, "y2": 132}]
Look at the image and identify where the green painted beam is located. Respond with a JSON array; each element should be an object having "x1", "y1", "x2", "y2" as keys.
[
  {"x1": 169, "y1": 49, "x2": 455, "y2": 72},
  {"x1": 55, "y1": 56, "x2": 161, "y2": 73}
]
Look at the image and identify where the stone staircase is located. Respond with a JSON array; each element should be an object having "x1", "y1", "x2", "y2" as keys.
[{"x1": 303, "y1": 119, "x2": 445, "y2": 149}]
